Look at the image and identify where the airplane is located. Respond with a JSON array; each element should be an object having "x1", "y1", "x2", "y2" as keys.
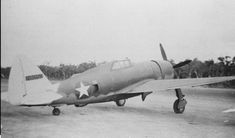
[{"x1": 1, "y1": 44, "x2": 235, "y2": 116}]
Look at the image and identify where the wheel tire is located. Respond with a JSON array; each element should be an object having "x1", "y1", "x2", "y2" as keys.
[
  {"x1": 52, "y1": 108, "x2": 60, "y2": 116},
  {"x1": 173, "y1": 99, "x2": 185, "y2": 114},
  {"x1": 115, "y1": 99, "x2": 126, "y2": 106}
]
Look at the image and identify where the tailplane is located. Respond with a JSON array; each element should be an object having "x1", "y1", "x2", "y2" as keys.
[
  {"x1": 8, "y1": 55, "x2": 62, "y2": 106},
  {"x1": 223, "y1": 108, "x2": 235, "y2": 113}
]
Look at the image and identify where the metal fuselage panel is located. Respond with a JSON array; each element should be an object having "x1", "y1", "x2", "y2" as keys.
[{"x1": 52, "y1": 60, "x2": 174, "y2": 105}]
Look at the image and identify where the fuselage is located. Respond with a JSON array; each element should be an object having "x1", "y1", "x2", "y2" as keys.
[{"x1": 51, "y1": 59, "x2": 174, "y2": 105}]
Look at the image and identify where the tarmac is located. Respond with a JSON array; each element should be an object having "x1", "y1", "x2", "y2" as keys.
[{"x1": 1, "y1": 81, "x2": 235, "y2": 138}]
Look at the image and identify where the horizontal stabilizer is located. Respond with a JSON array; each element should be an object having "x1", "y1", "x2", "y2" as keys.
[
  {"x1": 223, "y1": 108, "x2": 235, "y2": 113},
  {"x1": 21, "y1": 90, "x2": 62, "y2": 105}
]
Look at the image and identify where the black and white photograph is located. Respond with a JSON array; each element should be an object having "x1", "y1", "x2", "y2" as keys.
[{"x1": 1, "y1": 0, "x2": 235, "y2": 138}]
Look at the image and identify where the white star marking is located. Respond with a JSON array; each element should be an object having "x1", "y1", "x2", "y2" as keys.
[{"x1": 75, "y1": 82, "x2": 90, "y2": 98}]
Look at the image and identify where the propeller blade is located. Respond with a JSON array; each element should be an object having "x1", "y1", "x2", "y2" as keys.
[
  {"x1": 173, "y1": 59, "x2": 192, "y2": 69},
  {"x1": 159, "y1": 43, "x2": 168, "y2": 61}
]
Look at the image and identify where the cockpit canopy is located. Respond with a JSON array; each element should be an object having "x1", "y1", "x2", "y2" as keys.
[{"x1": 111, "y1": 59, "x2": 132, "y2": 70}]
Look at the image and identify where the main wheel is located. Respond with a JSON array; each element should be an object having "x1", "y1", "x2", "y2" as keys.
[
  {"x1": 52, "y1": 108, "x2": 61, "y2": 116},
  {"x1": 115, "y1": 99, "x2": 126, "y2": 106},
  {"x1": 173, "y1": 99, "x2": 186, "y2": 114}
]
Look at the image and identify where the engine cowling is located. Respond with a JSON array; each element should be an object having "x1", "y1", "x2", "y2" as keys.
[{"x1": 151, "y1": 60, "x2": 174, "y2": 79}]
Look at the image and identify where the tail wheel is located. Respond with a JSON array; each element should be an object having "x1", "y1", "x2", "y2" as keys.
[
  {"x1": 115, "y1": 99, "x2": 126, "y2": 106},
  {"x1": 52, "y1": 108, "x2": 61, "y2": 116},
  {"x1": 173, "y1": 99, "x2": 186, "y2": 114}
]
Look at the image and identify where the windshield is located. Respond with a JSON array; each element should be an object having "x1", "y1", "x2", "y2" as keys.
[{"x1": 111, "y1": 60, "x2": 132, "y2": 70}]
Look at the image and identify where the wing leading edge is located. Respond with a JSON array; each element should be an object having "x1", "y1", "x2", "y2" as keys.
[{"x1": 119, "y1": 76, "x2": 235, "y2": 94}]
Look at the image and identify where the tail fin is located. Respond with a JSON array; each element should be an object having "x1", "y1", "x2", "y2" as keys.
[{"x1": 8, "y1": 55, "x2": 62, "y2": 105}]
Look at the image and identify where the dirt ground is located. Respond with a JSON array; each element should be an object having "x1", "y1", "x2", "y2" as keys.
[{"x1": 1, "y1": 79, "x2": 235, "y2": 138}]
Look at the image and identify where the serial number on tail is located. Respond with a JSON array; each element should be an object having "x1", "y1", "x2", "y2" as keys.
[{"x1": 25, "y1": 74, "x2": 43, "y2": 81}]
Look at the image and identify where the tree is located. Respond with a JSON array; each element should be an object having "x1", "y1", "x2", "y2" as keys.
[{"x1": 204, "y1": 59, "x2": 214, "y2": 77}]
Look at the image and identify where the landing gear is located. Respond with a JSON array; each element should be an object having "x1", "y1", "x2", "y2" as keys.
[
  {"x1": 173, "y1": 89, "x2": 187, "y2": 114},
  {"x1": 115, "y1": 99, "x2": 126, "y2": 106},
  {"x1": 52, "y1": 107, "x2": 61, "y2": 116}
]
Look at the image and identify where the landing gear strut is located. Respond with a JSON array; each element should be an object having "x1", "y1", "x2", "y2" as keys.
[
  {"x1": 52, "y1": 107, "x2": 61, "y2": 116},
  {"x1": 173, "y1": 89, "x2": 187, "y2": 114},
  {"x1": 115, "y1": 99, "x2": 126, "y2": 106}
]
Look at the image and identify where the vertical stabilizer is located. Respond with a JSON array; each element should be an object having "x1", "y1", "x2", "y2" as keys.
[{"x1": 8, "y1": 55, "x2": 62, "y2": 105}]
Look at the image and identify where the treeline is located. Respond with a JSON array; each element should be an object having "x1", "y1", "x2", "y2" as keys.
[
  {"x1": 1, "y1": 62, "x2": 96, "y2": 80},
  {"x1": 173, "y1": 56, "x2": 235, "y2": 87},
  {"x1": 173, "y1": 56, "x2": 235, "y2": 78},
  {"x1": 39, "y1": 62, "x2": 96, "y2": 80}
]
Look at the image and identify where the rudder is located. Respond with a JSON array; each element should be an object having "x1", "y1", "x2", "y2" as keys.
[{"x1": 8, "y1": 55, "x2": 61, "y2": 105}]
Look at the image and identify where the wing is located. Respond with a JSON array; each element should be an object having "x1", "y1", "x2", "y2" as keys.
[{"x1": 117, "y1": 76, "x2": 235, "y2": 94}]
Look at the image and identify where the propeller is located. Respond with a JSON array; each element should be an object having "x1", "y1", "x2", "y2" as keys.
[
  {"x1": 173, "y1": 59, "x2": 192, "y2": 69},
  {"x1": 159, "y1": 43, "x2": 191, "y2": 69},
  {"x1": 160, "y1": 43, "x2": 167, "y2": 61}
]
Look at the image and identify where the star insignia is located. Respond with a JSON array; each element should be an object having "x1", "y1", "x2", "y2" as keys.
[{"x1": 75, "y1": 82, "x2": 90, "y2": 98}]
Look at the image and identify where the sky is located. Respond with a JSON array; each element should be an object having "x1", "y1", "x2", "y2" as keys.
[{"x1": 1, "y1": 0, "x2": 235, "y2": 67}]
